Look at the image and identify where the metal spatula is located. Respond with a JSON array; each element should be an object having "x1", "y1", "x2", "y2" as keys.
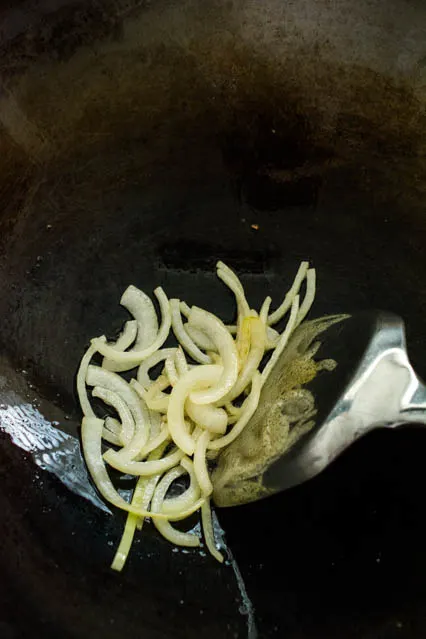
[{"x1": 212, "y1": 311, "x2": 426, "y2": 507}]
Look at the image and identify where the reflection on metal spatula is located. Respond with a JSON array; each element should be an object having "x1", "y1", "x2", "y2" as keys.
[{"x1": 213, "y1": 311, "x2": 426, "y2": 507}]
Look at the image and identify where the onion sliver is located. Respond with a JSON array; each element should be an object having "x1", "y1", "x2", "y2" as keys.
[
  {"x1": 77, "y1": 342, "x2": 103, "y2": 418},
  {"x1": 91, "y1": 287, "x2": 171, "y2": 365},
  {"x1": 175, "y1": 346, "x2": 189, "y2": 376},
  {"x1": 111, "y1": 441, "x2": 169, "y2": 571},
  {"x1": 87, "y1": 366, "x2": 149, "y2": 450},
  {"x1": 167, "y1": 365, "x2": 223, "y2": 455},
  {"x1": 170, "y1": 299, "x2": 211, "y2": 364},
  {"x1": 151, "y1": 467, "x2": 200, "y2": 547},
  {"x1": 137, "y1": 348, "x2": 177, "y2": 388},
  {"x1": 296, "y1": 268, "x2": 316, "y2": 326},
  {"x1": 161, "y1": 457, "x2": 201, "y2": 515},
  {"x1": 201, "y1": 499, "x2": 224, "y2": 563},
  {"x1": 261, "y1": 295, "x2": 300, "y2": 385},
  {"x1": 268, "y1": 261, "x2": 308, "y2": 325},
  {"x1": 185, "y1": 400, "x2": 227, "y2": 434},
  {"x1": 208, "y1": 372, "x2": 262, "y2": 451},
  {"x1": 121, "y1": 285, "x2": 158, "y2": 350},
  {"x1": 92, "y1": 386, "x2": 135, "y2": 446},
  {"x1": 219, "y1": 316, "x2": 265, "y2": 404},
  {"x1": 185, "y1": 324, "x2": 216, "y2": 352},
  {"x1": 104, "y1": 446, "x2": 184, "y2": 476},
  {"x1": 187, "y1": 307, "x2": 238, "y2": 405},
  {"x1": 81, "y1": 417, "x2": 168, "y2": 518},
  {"x1": 194, "y1": 430, "x2": 213, "y2": 496},
  {"x1": 102, "y1": 320, "x2": 139, "y2": 372}
]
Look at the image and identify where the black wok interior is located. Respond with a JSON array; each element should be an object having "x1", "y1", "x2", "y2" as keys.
[{"x1": 1, "y1": 1, "x2": 426, "y2": 637}]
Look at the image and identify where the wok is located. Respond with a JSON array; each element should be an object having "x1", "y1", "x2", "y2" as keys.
[{"x1": 1, "y1": 1, "x2": 426, "y2": 637}]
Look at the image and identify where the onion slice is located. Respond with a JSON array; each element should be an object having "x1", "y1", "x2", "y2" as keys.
[
  {"x1": 208, "y1": 372, "x2": 262, "y2": 450},
  {"x1": 81, "y1": 416, "x2": 167, "y2": 518},
  {"x1": 86, "y1": 365, "x2": 149, "y2": 450},
  {"x1": 194, "y1": 430, "x2": 213, "y2": 496},
  {"x1": 170, "y1": 299, "x2": 211, "y2": 364},
  {"x1": 167, "y1": 365, "x2": 223, "y2": 455},
  {"x1": 268, "y1": 261, "x2": 309, "y2": 325},
  {"x1": 187, "y1": 307, "x2": 238, "y2": 405},
  {"x1": 91, "y1": 287, "x2": 171, "y2": 365},
  {"x1": 151, "y1": 467, "x2": 201, "y2": 547}
]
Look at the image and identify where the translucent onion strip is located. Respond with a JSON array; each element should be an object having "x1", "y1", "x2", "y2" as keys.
[
  {"x1": 167, "y1": 365, "x2": 223, "y2": 455},
  {"x1": 170, "y1": 299, "x2": 211, "y2": 365},
  {"x1": 268, "y1": 261, "x2": 309, "y2": 325},
  {"x1": 194, "y1": 430, "x2": 213, "y2": 496},
  {"x1": 208, "y1": 372, "x2": 262, "y2": 451},
  {"x1": 92, "y1": 386, "x2": 135, "y2": 447},
  {"x1": 185, "y1": 400, "x2": 228, "y2": 434},
  {"x1": 296, "y1": 268, "x2": 316, "y2": 326},
  {"x1": 91, "y1": 287, "x2": 171, "y2": 365},
  {"x1": 102, "y1": 320, "x2": 138, "y2": 372},
  {"x1": 86, "y1": 366, "x2": 149, "y2": 449},
  {"x1": 111, "y1": 441, "x2": 169, "y2": 571},
  {"x1": 201, "y1": 499, "x2": 224, "y2": 563},
  {"x1": 120, "y1": 285, "x2": 158, "y2": 350},
  {"x1": 161, "y1": 457, "x2": 201, "y2": 516},
  {"x1": 219, "y1": 316, "x2": 266, "y2": 404},
  {"x1": 185, "y1": 324, "x2": 216, "y2": 352},
  {"x1": 151, "y1": 467, "x2": 201, "y2": 547},
  {"x1": 77, "y1": 342, "x2": 102, "y2": 418},
  {"x1": 187, "y1": 307, "x2": 238, "y2": 405},
  {"x1": 261, "y1": 295, "x2": 300, "y2": 385},
  {"x1": 137, "y1": 348, "x2": 177, "y2": 388},
  {"x1": 81, "y1": 417, "x2": 168, "y2": 519},
  {"x1": 104, "y1": 446, "x2": 184, "y2": 476}
]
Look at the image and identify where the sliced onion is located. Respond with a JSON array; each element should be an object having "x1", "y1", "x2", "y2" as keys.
[
  {"x1": 77, "y1": 341, "x2": 104, "y2": 418},
  {"x1": 104, "y1": 446, "x2": 184, "y2": 476},
  {"x1": 219, "y1": 316, "x2": 266, "y2": 404},
  {"x1": 135, "y1": 375, "x2": 170, "y2": 413},
  {"x1": 92, "y1": 386, "x2": 135, "y2": 446},
  {"x1": 185, "y1": 324, "x2": 216, "y2": 352},
  {"x1": 185, "y1": 400, "x2": 227, "y2": 434},
  {"x1": 187, "y1": 307, "x2": 238, "y2": 405},
  {"x1": 111, "y1": 441, "x2": 169, "y2": 571},
  {"x1": 165, "y1": 352, "x2": 179, "y2": 386},
  {"x1": 296, "y1": 268, "x2": 316, "y2": 326},
  {"x1": 91, "y1": 287, "x2": 171, "y2": 365},
  {"x1": 151, "y1": 467, "x2": 200, "y2": 547},
  {"x1": 137, "y1": 348, "x2": 177, "y2": 388},
  {"x1": 268, "y1": 261, "x2": 308, "y2": 325},
  {"x1": 261, "y1": 295, "x2": 300, "y2": 385},
  {"x1": 201, "y1": 499, "x2": 224, "y2": 563},
  {"x1": 167, "y1": 365, "x2": 223, "y2": 455},
  {"x1": 161, "y1": 457, "x2": 201, "y2": 515},
  {"x1": 121, "y1": 285, "x2": 158, "y2": 349},
  {"x1": 175, "y1": 346, "x2": 189, "y2": 376},
  {"x1": 194, "y1": 430, "x2": 213, "y2": 496},
  {"x1": 217, "y1": 264, "x2": 250, "y2": 317},
  {"x1": 81, "y1": 417, "x2": 167, "y2": 518},
  {"x1": 170, "y1": 299, "x2": 211, "y2": 365},
  {"x1": 259, "y1": 296, "x2": 272, "y2": 324},
  {"x1": 86, "y1": 366, "x2": 149, "y2": 450},
  {"x1": 208, "y1": 372, "x2": 262, "y2": 451},
  {"x1": 102, "y1": 320, "x2": 138, "y2": 372}
]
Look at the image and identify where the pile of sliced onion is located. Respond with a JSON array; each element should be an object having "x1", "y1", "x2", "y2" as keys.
[{"x1": 78, "y1": 260, "x2": 316, "y2": 569}]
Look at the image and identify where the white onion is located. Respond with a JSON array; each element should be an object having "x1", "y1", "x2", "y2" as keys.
[
  {"x1": 170, "y1": 299, "x2": 211, "y2": 365},
  {"x1": 91, "y1": 287, "x2": 171, "y2": 365},
  {"x1": 268, "y1": 261, "x2": 309, "y2": 325},
  {"x1": 187, "y1": 307, "x2": 238, "y2": 405},
  {"x1": 167, "y1": 365, "x2": 223, "y2": 455}
]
